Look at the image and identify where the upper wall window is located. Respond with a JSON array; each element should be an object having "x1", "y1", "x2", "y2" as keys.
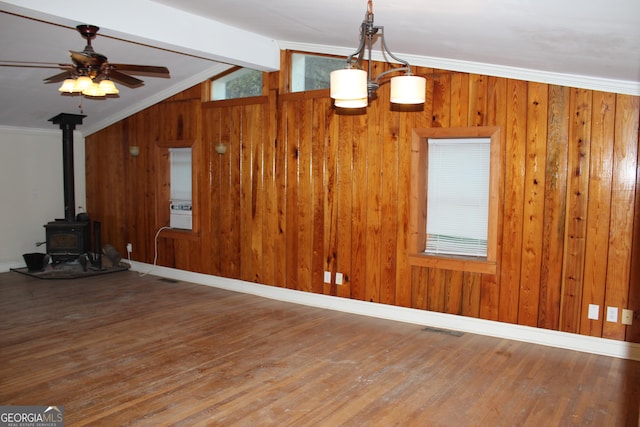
[
  {"x1": 409, "y1": 127, "x2": 502, "y2": 275},
  {"x1": 290, "y1": 53, "x2": 345, "y2": 92},
  {"x1": 211, "y1": 68, "x2": 263, "y2": 100}
]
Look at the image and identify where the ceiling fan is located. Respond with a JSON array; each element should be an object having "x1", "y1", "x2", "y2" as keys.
[{"x1": 1, "y1": 24, "x2": 170, "y2": 96}]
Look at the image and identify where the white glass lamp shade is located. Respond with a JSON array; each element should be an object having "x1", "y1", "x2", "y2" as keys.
[
  {"x1": 390, "y1": 75, "x2": 426, "y2": 104},
  {"x1": 73, "y1": 76, "x2": 93, "y2": 92},
  {"x1": 334, "y1": 97, "x2": 368, "y2": 108},
  {"x1": 98, "y1": 79, "x2": 119, "y2": 95},
  {"x1": 82, "y1": 82, "x2": 106, "y2": 97},
  {"x1": 330, "y1": 69, "x2": 367, "y2": 101},
  {"x1": 58, "y1": 79, "x2": 79, "y2": 93}
]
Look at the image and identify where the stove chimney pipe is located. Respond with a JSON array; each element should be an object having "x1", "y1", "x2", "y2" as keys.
[{"x1": 49, "y1": 113, "x2": 86, "y2": 222}]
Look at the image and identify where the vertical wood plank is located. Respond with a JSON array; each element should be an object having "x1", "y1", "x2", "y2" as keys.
[
  {"x1": 603, "y1": 95, "x2": 639, "y2": 340},
  {"x1": 628, "y1": 114, "x2": 640, "y2": 342},
  {"x1": 580, "y1": 91, "x2": 615, "y2": 336},
  {"x1": 274, "y1": 96, "x2": 288, "y2": 288},
  {"x1": 538, "y1": 85, "x2": 570, "y2": 330},
  {"x1": 427, "y1": 268, "x2": 445, "y2": 312},
  {"x1": 297, "y1": 100, "x2": 313, "y2": 292},
  {"x1": 262, "y1": 91, "x2": 278, "y2": 286},
  {"x1": 350, "y1": 113, "x2": 368, "y2": 301},
  {"x1": 431, "y1": 73, "x2": 451, "y2": 128},
  {"x1": 462, "y1": 272, "x2": 482, "y2": 318},
  {"x1": 444, "y1": 270, "x2": 464, "y2": 314},
  {"x1": 518, "y1": 82, "x2": 548, "y2": 327},
  {"x1": 285, "y1": 100, "x2": 300, "y2": 290},
  {"x1": 324, "y1": 102, "x2": 339, "y2": 296},
  {"x1": 499, "y1": 79, "x2": 528, "y2": 324},
  {"x1": 251, "y1": 104, "x2": 265, "y2": 282},
  {"x1": 411, "y1": 266, "x2": 429, "y2": 310},
  {"x1": 310, "y1": 99, "x2": 328, "y2": 294},
  {"x1": 395, "y1": 107, "x2": 417, "y2": 308},
  {"x1": 240, "y1": 105, "x2": 254, "y2": 282},
  {"x1": 480, "y1": 76, "x2": 507, "y2": 321},
  {"x1": 560, "y1": 88, "x2": 592, "y2": 333},
  {"x1": 380, "y1": 87, "x2": 399, "y2": 305},
  {"x1": 364, "y1": 62, "x2": 384, "y2": 303},
  {"x1": 336, "y1": 107, "x2": 353, "y2": 299},
  {"x1": 450, "y1": 73, "x2": 469, "y2": 127},
  {"x1": 468, "y1": 74, "x2": 488, "y2": 127}
]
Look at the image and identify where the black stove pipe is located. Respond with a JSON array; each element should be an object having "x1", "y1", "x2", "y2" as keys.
[{"x1": 49, "y1": 113, "x2": 86, "y2": 222}]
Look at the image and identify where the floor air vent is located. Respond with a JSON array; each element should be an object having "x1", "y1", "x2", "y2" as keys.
[{"x1": 422, "y1": 326, "x2": 464, "y2": 337}]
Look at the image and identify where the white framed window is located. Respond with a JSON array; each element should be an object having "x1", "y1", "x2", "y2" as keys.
[
  {"x1": 290, "y1": 53, "x2": 345, "y2": 92},
  {"x1": 426, "y1": 138, "x2": 490, "y2": 257},
  {"x1": 211, "y1": 68, "x2": 263, "y2": 101}
]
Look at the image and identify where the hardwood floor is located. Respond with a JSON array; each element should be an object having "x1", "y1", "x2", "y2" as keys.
[{"x1": 1, "y1": 270, "x2": 638, "y2": 426}]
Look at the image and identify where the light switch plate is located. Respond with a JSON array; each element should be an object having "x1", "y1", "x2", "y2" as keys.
[
  {"x1": 323, "y1": 271, "x2": 331, "y2": 283},
  {"x1": 622, "y1": 309, "x2": 633, "y2": 325},
  {"x1": 606, "y1": 306, "x2": 618, "y2": 323},
  {"x1": 587, "y1": 304, "x2": 599, "y2": 320},
  {"x1": 335, "y1": 272, "x2": 343, "y2": 285}
]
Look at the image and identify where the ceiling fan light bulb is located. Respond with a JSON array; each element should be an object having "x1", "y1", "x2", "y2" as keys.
[
  {"x1": 99, "y1": 79, "x2": 119, "y2": 94},
  {"x1": 58, "y1": 79, "x2": 78, "y2": 93},
  {"x1": 74, "y1": 76, "x2": 93, "y2": 92},
  {"x1": 82, "y1": 82, "x2": 106, "y2": 97},
  {"x1": 390, "y1": 75, "x2": 427, "y2": 104}
]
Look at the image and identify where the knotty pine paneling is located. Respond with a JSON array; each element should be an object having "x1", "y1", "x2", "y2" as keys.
[{"x1": 85, "y1": 62, "x2": 640, "y2": 343}]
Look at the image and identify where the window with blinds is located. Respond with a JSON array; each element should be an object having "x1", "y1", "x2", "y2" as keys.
[{"x1": 425, "y1": 137, "x2": 490, "y2": 257}]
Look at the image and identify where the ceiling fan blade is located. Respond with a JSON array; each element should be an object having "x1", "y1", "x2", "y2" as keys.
[
  {"x1": 109, "y1": 64, "x2": 170, "y2": 77},
  {"x1": 44, "y1": 70, "x2": 73, "y2": 83},
  {"x1": 0, "y1": 60, "x2": 69, "y2": 69},
  {"x1": 108, "y1": 69, "x2": 144, "y2": 88}
]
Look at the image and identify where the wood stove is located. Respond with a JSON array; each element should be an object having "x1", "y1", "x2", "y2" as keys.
[
  {"x1": 45, "y1": 220, "x2": 90, "y2": 262},
  {"x1": 45, "y1": 113, "x2": 90, "y2": 263}
]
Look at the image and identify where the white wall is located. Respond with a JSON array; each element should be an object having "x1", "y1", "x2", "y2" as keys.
[{"x1": 0, "y1": 126, "x2": 85, "y2": 270}]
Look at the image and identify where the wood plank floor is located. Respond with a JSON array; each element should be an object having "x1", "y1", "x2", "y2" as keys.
[{"x1": 1, "y1": 270, "x2": 638, "y2": 426}]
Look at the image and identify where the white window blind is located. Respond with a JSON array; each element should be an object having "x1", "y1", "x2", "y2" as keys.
[
  {"x1": 169, "y1": 147, "x2": 192, "y2": 202},
  {"x1": 426, "y1": 138, "x2": 490, "y2": 257}
]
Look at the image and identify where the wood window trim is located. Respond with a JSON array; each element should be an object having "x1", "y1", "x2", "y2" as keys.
[{"x1": 408, "y1": 126, "x2": 501, "y2": 275}]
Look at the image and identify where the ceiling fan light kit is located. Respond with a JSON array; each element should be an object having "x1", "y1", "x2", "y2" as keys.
[
  {"x1": 58, "y1": 76, "x2": 120, "y2": 96},
  {"x1": 330, "y1": 0, "x2": 426, "y2": 109},
  {"x1": 36, "y1": 24, "x2": 170, "y2": 99}
]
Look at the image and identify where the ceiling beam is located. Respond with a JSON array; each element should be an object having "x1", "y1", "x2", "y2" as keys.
[{"x1": 0, "y1": 0, "x2": 280, "y2": 71}]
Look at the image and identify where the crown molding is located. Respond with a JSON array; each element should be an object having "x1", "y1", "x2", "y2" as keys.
[{"x1": 280, "y1": 41, "x2": 640, "y2": 97}]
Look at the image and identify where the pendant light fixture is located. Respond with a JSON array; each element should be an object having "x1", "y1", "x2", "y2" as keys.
[{"x1": 330, "y1": 0, "x2": 426, "y2": 108}]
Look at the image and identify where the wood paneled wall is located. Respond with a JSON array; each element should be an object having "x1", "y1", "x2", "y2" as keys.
[{"x1": 85, "y1": 60, "x2": 640, "y2": 343}]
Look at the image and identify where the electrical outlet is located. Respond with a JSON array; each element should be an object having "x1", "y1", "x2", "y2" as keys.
[
  {"x1": 587, "y1": 304, "x2": 599, "y2": 320},
  {"x1": 335, "y1": 272, "x2": 343, "y2": 285},
  {"x1": 606, "y1": 306, "x2": 618, "y2": 323},
  {"x1": 622, "y1": 309, "x2": 633, "y2": 325},
  {"x1": 126, "y1": 243, "x2": 132, "y2": 253},
  {"x1": 323, "y1": 271, "x2": 331, "y2": 284}
]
